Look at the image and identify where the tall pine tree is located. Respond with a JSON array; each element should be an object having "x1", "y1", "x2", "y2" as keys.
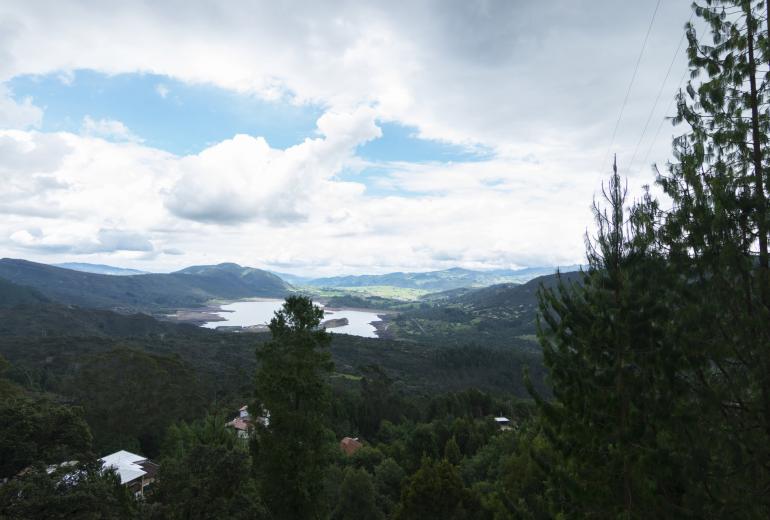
[
  {"x1": 656, "y1": 0, "x2": 770, "y2": 513},
  {"x1": 533, "y1": 159, "x2": 691, "y2": 518}
]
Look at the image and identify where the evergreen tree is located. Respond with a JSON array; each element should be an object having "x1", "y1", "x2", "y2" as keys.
[
  {"x1": 394, "y1": 457, "x2": 482, "y2": 520},
  {"x1": 253, "y1": 295, "x2": 334, "y2": 519},
  {"x1": 655, "y1": 0, "x2": 770, "y2": 512},
  {"x1": 150, "y1": 415, "x2": 265, "y2": 520},
  {"x1": 534, "y1": 159, "x2": 690, "y2": 517},
  {"x1": 332, "y1": 467, "x2": 384, "y2": 520}
]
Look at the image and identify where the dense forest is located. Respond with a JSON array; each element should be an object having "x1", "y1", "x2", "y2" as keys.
[{"x1": 2, "y1": 1, "x2": 770, "y2": 518}]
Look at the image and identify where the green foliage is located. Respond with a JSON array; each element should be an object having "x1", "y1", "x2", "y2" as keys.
[
  {"x1": 0, "y1": 395, "x2": 93, "y2": 478},
  {"x1": 332, "y1": 467, "x2": 385, "y2": 520},
  {"x1": 0, "y1": 462, "x2": 137, "y2": 520},
  {"x1": 253, "y1": 295, "x2": 335, "y2": 519},
  {"x1": 394, "y1": 457, "x2": 483, "y2": 520},
  {"x1": 65, "y1": 348, "x2": 205, "y2": 456},
  {"x1": 150, "y1": 416, "x2": 266, "y2": 520}
]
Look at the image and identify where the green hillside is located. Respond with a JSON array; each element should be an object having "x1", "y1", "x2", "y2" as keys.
[
  {"x1": 0, "y1": 278, "x2": 49, "y2": 308},
  {"x1": 387, "y1": 271, "x2": 583, "y2": 347},
  {"x1": 0, "y1": 259, "x2": 291, "y2": 311}
]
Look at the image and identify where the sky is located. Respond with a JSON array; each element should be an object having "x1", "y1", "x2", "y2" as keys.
[{"x1": 0, "y1": 0, "x2": 694, "y2": 276}]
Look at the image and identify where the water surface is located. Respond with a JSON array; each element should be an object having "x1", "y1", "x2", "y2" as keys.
[{"x1": 201, "y1": 300, "x2": 382, "y2": 338}]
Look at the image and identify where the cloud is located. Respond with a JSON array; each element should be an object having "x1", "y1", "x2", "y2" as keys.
[
  {"x1": 165, "y1": 106, "x2": 380, "y2": 224},
  {"x1": 9, "y1": 227, "x2": 154, "y2": 254},
  {"x1": 81, "y1": 116, "x2": 142, "y2": 143},
  {"x1": 155, "y1": 83, "x2": 169, "y2": 98},
  {"x1": 0, "y1": 1, "x2": 697, "y2": 272},
  {"x1": 0, "y1": 85, "x2": 42, "y2": 129}
]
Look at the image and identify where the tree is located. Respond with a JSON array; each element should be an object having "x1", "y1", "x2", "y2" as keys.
[
  {"x1": 253, "y1": 295, "x2": 334, "y2": 519},
  {"x1": 0, "y1": 461, "x2": 136, "y2": 519},
  {"x1": 150, "y1": 415, "x2": 265, "y2": 520},
  {"x1": 0, "y1": 396, "x2": 93, "y2": 479},
  {"x1": 332, "y1": 467, "x2": 384, "y2": 520},
  {"x1": 655, "y1": 0, "x2": 770, "y2": 513},
  {"x1": 394, "y1": 457, "x2": 482, "y2": 520},
  {"x1": 534, "y1": 159, "x2": 691, "y2": 517}
]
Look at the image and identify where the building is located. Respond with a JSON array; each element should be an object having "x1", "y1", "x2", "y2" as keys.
[
  {"x1": 225, "y1": 405, "x2": 269, "y2": 439},
  {"x1": 340, "y1": 437, "x2": 363, "y2": 456},
  {"x1": 99, "y1": 450, "x2": 158, "y2": 498},
  {"x1": 494, "y1": 417, "x2": 512, "y2": 431}
]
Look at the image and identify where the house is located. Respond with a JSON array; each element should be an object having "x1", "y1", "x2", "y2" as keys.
[
  {"x1": 225, "y1": 405, "x2": 269, "y2": 439},
  {"x1": 99, "y1": 450, "x2": 158, "y2": 498},
  {"x1": 494, "y1": 416, "x2": 512, "y2": 431},
  {"x1": 340, "y1": 437, "x2": 363, "y2": 456}
]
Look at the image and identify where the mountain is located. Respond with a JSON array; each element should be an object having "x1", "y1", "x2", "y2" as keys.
[
  {"x1": 54, "y1": 262, "x2": 147, "y2": 276},
  {"x1": 0, "y1": 277, "x2": 50, "y2": 308},
  {"x1": 0, "y1": 303, "x2": 203, "y2": 338},
  {"x1": 0, "y1": 259, "x2": 292, "y2": 311},
  {"x1": 304, "y1": 265, "x2": 580, "y2": 291},
  {"x1": 173, "y1": 263, "x2": 293, "y2": 295},
  {"x1": 387, "y1": 270, "x2": 583, "y2": 347},
  {"x1": 268, "y1": 270, "x2": 314, "y2": 285}
]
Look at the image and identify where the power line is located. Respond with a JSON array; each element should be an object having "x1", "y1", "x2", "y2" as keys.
[
  {"x1": 600, "y1": 0, "x2": 663, "y2": 173},
  {"x1": 625, "y1": 12, "x2": 693, "y2": 176},
  {"x1": 639, "y1": 67, "x2": 689, "y2": 173}
]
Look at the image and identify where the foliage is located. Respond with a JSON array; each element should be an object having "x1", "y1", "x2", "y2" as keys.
[
  {"x1": 149, "y1": 415, "x2": 266, "y2": 520},
  {"x1": 253, "y1": 295, "x2": 335, "y2": 519},
  {"x1": 0, "y1": 462, "x2": 136, "y2": 520},
  {"x1": 332, "y1": 467, "x2": 385, "y2": 520},
  {"x1": 394, "y1": 457, "x2": 483, "y2": 520},
  {"x1": 0, "y1": 395, "x2": 93, "y2": 479}
]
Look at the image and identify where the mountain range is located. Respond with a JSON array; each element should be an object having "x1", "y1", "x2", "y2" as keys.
[
  {"x1": 54, "y1": 262, "x2": 147, "y2": 276},
  {"x1": 0, "y1": 259, "x2": 291, "y2": 312},
  {"x1": 300, "y1": 265, "x2": 580, "y2": 291}
]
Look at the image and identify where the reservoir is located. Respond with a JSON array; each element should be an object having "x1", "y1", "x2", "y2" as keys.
[{"x1": 201, "y1": 300, "x2": 383, "y2": 338}]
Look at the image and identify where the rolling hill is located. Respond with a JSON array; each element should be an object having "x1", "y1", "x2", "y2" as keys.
[
  {"x1": 54, "y1": 262, "x2": 148, "y2": 276},
  {"x1": 304, "y1": 265, "x2": 580, "y2": 291},
  {"x1": 0, "y1": 259, "x2": 292, "y2": 312},
  {"x1": 0, "y1": 278, "x2": 50, "y2": 308},
  {"x1": 387, "y1": 270, "x2": 583, "y2": 347}
]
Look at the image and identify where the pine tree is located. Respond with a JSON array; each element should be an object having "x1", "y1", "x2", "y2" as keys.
[
  {"x1": 655, "y1": 0, "x2": 770, "y2": 513},
  {"x1": 533, "y1": 159, "x2": 690, "y2": 517},
  {"x1": 253, "y1": 295, "x2": 334, "y2": 519}
]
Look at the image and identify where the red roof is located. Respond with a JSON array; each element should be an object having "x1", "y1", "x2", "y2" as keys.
[
  {"x1": 226, "y1": 417, "x2": 250, "y2": 431},
  {"x1": 340, "y1": 437, "x2": 363, "y2": 456}
]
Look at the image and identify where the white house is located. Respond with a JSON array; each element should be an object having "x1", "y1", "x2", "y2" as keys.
[{"x1": 99, "y1": 450, "x2": 158, "y2": 498}]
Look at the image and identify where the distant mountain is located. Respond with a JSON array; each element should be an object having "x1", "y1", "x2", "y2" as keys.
[
  {"x1": 388, "y1": 270, "x2": 583, "y2": 347},
  {"x1": 268, "y1": 270, "x2": 314, "y2": 285},
  {"x1": 305, "y1": 265, "x2": 580, "y2": 291},
  {"x1": 174, "y1": 263, "x2": 293, "y2": 294},
  {"x1": 0, "y1": 259, "x2": 291, "y2": 311},
  {"x1": 0, "y1": 277, "x2": 50, "y2": 308},
  {"x1": 55, "y1": 262, "x2": 147, "y2": 276}
]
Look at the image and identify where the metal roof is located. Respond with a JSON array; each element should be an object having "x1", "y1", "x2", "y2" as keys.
[{"x1": 99, "y1": 450, "x2": 148, "y2": 484}]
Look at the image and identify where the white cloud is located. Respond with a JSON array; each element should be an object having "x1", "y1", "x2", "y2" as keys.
[
  {"x1": 0, "y1": 85, "x2": 42, "y2": 129},
  {"x1": 10, "y1": 227, "x2": 153, "y2": 254},
  {"x1": 0, "y1": 1, "x2": 697, "y2": 272},
  {"x1": 81, "y1": 116, "x2": 142, "y2": 143},
  {"x1": 155, "y1": 83, "x2": 169, "y2": 98},
  {"x1": 166, "y1": 106, "x2": 380, "y2": 224}
]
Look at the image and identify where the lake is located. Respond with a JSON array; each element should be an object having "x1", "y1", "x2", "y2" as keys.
[{"x1": 201, "y1": 300, "x2": 383, "y2": 338}]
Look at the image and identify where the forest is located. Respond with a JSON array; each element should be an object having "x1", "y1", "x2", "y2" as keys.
[{"x1": 2, "y1": 1, "x2": 770, "y2": 518}]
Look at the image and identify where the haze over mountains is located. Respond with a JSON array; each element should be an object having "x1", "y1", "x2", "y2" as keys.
[{"x1": 36, "y1": 259, "x2": 580, "y2": 292}]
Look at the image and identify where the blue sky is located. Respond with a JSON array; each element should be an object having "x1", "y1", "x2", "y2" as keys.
[
  {"x1": 0, "y1": 0, "x2": 691, "y2": 274},
  {"x1": 10, "y1": 70, "x2": 490, "y2": 164}
]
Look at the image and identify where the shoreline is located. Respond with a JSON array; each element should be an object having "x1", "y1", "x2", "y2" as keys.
[{"x1": 164, "y1": 298, "x2": 396, "y2": 337}]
